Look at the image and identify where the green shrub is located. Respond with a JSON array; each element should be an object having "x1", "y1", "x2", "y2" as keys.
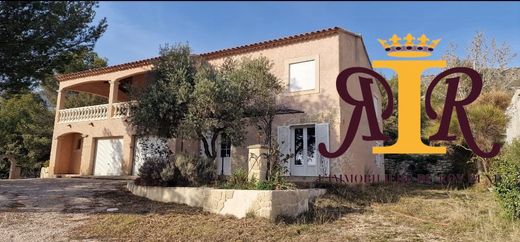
[
  {"x1": 228, "y1": 168, "x2": 249, "y2": 186},
  {"x1": 137, "y1": 157, "x2": 167, "y2": 186},
  {"x1": 255, "y1": 180, "x2": 275, "y2": 190},
  {"x1": 174, "y1": 153, "x2": 215, "y2": 186},
  {"x1": 138, "y1": 153, "x2": 216, "y2": 187},
  {"x1": 259, "y1": 141, "x2": 296, "y2": 190},
  {"x1": 492, "y1": 139, "x2": 520, "y2": 219},
  {"x1": 223, "y1": 168, "x2": 255, "y2": 189}
]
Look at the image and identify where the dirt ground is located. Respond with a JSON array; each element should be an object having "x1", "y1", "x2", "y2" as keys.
[
  {"x1": 1, "y1": 179, "x2": 519, "y2": 242},
  {"x1": 0, "y1": 178, "x2": 129, "y2": 241}
]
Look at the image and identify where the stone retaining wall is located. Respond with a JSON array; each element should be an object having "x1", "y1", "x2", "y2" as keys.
[
  {"x1": 127, "y1": 182, "x2": 326, "y2": 220},
  {"x1": 385, "y1": 158, "x2": 453, "y2": 180}
]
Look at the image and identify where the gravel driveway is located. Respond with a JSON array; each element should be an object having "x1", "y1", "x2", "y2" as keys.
[{"x1": 0, "y1": 178, "x2": 129, "y2": 242}]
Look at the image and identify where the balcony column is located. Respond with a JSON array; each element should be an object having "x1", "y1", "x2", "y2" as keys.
[
  {"x1": 107, "y1": 80, "x2": 119, "y2": 118},
  {"x1": 54, "y1": 90, "x2": 65, "y2": 124}
]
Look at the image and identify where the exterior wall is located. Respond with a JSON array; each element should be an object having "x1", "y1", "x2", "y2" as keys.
[
  {"x1": 207, "y1": 33, "x2": 382, "y2": 181},
  {"x1": 506, "y1": 89, "x2": 520, "y2": 143},
  {"x1": 127, "y1": 181, "x2": 326, "y2": 220},
  {"x1": 49, "y1": 118, "x2": 135, "y2": 176},
  {"x1": 49, "y1": 66, "x2": 155, "y2": 177},
  {"x1": 49, "y1": 31, "x2": 381, "y2": 181},
  {"x1": 337, "y1": 32, "x2": 385, "y2": 179},
  {"x1": 206, "y1": 35, "x2": 343, "y2": 178}
]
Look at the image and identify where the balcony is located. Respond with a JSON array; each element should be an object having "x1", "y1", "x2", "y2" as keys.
[{"x1": 57, "y1": 101, "x2": 136, "y2": 123}]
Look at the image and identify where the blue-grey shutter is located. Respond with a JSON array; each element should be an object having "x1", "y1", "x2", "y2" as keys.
[{"x1": 277, "y1": 126, "x2": 290, "y2": 176}]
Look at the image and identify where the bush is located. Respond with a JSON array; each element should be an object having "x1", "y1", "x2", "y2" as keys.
[
  {"x1": 255, "y1": 180, "x2": 275, "y2": 190},
  {"x1": 229, "y1": 168, "x2": 249, "y2": 186},
  {"x1": 174, "y1": 153, "x2": 215, "y2": 186},
  {"x1": 221, "y1": 168, "x2": 258, "y2": 189},
  {"x1": 492, "y1": 139, "x2": 520, "y2": 219},
  {"x1": 137, "y1": 157, "x2": 167, "y2": 186},
  {"x1": 137, "y1": 153, "x2": 217, "y2": 187}
]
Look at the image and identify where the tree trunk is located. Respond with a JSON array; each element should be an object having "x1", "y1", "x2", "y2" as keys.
[{"x1": 9, "y1": 159, "x2": 21, "y2": 179}]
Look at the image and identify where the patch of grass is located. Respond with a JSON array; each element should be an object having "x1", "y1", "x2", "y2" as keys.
[{"x1": 74, "y1": 183, "x2": 520, "y2": 241}]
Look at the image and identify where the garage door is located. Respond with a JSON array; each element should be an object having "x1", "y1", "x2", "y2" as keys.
[
  {"x1": 133, "y1": 136, "x2": 169, "y2": 175},
  {"x1": 94, "y1": 138, "x2": 124, "y2": 176}
]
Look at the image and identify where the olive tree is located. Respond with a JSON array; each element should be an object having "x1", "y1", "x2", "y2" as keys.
[{"x1": 131, "y1": 44, "x2": 281, "y2": 162}]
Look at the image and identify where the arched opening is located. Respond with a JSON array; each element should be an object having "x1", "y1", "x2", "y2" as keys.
[
  {"x1": 54, "y1": 132, "x2": 84, "y2": 175},
  {"x1": 60, "y1": 71, "x2": 152, "y2": 109}
]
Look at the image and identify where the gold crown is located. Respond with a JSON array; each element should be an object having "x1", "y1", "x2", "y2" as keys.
[{"x1": 378, "y1": 34, "x2": 441, "y2": 58}]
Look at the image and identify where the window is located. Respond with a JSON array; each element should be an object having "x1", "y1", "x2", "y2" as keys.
[
  {"x1": 293, "y1": 126, "x2": 316, "y2": 166},
  {"x1": 75, "y1": 138, "x2": 82, "y2": 150},
  {"x1": 220, "y1": 134, "x2": 231, "y2": 158},
  {"x1": 289, "y1": 60, "x2": 315, "y2": 92}
]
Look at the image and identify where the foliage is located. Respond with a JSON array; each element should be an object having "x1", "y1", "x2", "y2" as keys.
[
  {"x1": 255, "y1": 180, "x2": 276, "y2": 190},
  {"x1": 137, "y1": 157, "x2": 167, "y2": 186},
  {"x1": 227, "y1": 168, "x2": 250, "y2": 187},
  {"x1": 422, "y1": 31, "x2": 516, "y2": 182},
  {"x1": 131, "y1": 44, "x2": 281, "y2": 163},
  {"x1": 131, "y1": 44, "x2": 195, "y2": 141},
  {"x1": 492, "y1": 139, "x2": 520, "y2": 219},
  {"x1": 137, "y1": 153, "x2": 216, "y2": 187},
  {"x1": 265, "y1": 140, "x2": 293, "y2": 184},
  {"x1": 241, "y1": 58, "x2": 283, "y2": 146},
  {"x1": 425, "y1": 90, "x2": 510, "y2": 183},
  {"x1": 441, "y1": 32, "x2": 519, "y2": 95},
  {"x1": 174, "y1": 153, "x2": 215, "y2": 186},
  {"x1": 0, "y1": 94, "x2": 53, "y2": 177},
  {"x1": 0, "y1": 158, "x2": 8, "y2": 179},
  {"x1": 380, "y1": 76, "x2": 399, "y2": 144},
  {"x1": 0, "y1": 1, "x2": 107, "y2": 95},
  {"x1": 183, "y1": 57, "x2": 251, "y2": 159},
  {"x1": 220, "y1": 168, "x2": 256, "y2": 190}
]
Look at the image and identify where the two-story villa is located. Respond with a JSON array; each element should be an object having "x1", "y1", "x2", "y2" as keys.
[{"x1": 48, "y1": 27, "x2": 384, "y2": 182}]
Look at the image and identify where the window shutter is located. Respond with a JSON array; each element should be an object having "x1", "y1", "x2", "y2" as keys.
[
  {"x1": 277, "y1": 126, "x2": 290, "y2": 175},
  {"x1": 315, "y1": 123, "x2": 330, "y2": 176}
]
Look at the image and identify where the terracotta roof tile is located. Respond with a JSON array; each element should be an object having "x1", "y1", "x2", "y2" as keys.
[{"x1": 56, "y1": 27, "x2": 357, "y2": 81}]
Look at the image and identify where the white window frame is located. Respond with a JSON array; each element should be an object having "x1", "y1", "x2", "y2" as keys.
[
  {"x1": 285, "y1": 56, "x2": 320, "y2": 95},
  {"x1": 291, "y1": 125, "x2": 317, "y2": 167},
  {"x1": 278, "y1": 122, "x2": 329, "y2": 177}
]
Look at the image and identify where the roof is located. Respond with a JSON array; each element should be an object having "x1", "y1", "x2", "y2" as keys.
[{"x1": 56, "y1": 27, "x2": 363, "y2": 81}]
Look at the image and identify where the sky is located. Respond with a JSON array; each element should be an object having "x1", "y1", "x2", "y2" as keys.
[{"x1": 93, "y1": 1, "x2": 520, "y2": 76}]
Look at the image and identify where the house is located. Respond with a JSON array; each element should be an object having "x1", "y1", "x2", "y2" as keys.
[
  {"x1": 506, "y1": 88, "x2": 520, "y2": 143},
  {"x1": 47, "y1": 27, "x2": 384, "y2": 182}
]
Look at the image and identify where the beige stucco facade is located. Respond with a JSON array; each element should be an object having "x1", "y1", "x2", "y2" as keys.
[{"x1": 48, "y1": 28, "x2": 384, "y2": 182}]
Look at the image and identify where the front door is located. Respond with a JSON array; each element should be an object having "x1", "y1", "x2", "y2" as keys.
[{"x1": 291, "y1": 126, "x2": 317, "y2": 176}]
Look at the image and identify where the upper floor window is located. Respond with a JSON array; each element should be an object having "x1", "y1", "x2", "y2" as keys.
[{"x1": 289, "y1": 60, "x2": 316, "y2": 92}]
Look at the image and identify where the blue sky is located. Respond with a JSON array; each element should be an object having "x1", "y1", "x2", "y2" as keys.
[{"x1": 93, "y1": 1, "x2": 520, "y2": 75}]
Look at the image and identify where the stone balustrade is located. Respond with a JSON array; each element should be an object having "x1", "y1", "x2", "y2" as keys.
[
  {"x1": 57, "y1": 101, "x2": 135, "y2": 123},
  {"x1": 112, "y1": 101, "x2": 137, "y2": 118}
]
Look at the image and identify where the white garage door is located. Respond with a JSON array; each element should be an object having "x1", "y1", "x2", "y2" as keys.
[
  {"x1": 133, "y1": 136, "x2": 169, "y2": 175},
  {"x1": 94, "y1": 138, "x2": 124, "y2": 176}
]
